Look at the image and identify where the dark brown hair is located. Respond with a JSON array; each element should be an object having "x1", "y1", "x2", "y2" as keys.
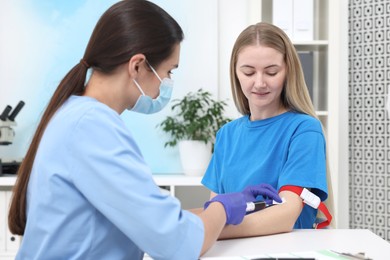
[{"x1": 8, "y1": 0, "x2": 184, "y2": 235}]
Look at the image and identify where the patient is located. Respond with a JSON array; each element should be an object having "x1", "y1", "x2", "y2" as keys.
[{"x1": 201, "y1": 22, "x2": 331, "y2": 239}]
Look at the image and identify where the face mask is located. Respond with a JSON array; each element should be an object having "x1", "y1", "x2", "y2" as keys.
[{"x1": 129, "y1": 64, "x2": 174, "y2": 114}]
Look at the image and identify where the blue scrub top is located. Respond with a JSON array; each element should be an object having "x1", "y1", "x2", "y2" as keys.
[
  {"x1": 202, "y1": 112, "x2": 328, "y2": 228},
  {"x1": 17, "y1": 95, "x2": 204, "y2": 260}
]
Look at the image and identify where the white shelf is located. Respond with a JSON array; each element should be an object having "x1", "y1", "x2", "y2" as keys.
[
  {"x1": 0, "y1": 174, "x2": 205, "y2": 214},
  {"x1": 0, "y1": 174, "x2": 202, "y2": 187},
  {"x1": 153, "y1": 174, "x2": 203, "y2": 197},
  {"x1": 316, "y1": 111, "x2": 328, "y2": 116},
  {"x1": 0, "y1": 176, "x2": 16, "y2": 187},
  {"x1": 293, "y1": 40, "x2": 328, "y2": 46},
  {"x1": 153, "y1": 174, "x2": 202, "y2": 186}
]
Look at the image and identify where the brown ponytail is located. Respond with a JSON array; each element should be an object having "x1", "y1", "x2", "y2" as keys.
[
  {"x1": 8, "y1": 61, "x2": 89, "y2": 235},
  {"x1": 8, "y1": 0, "x2": 183, "y2": 235}
]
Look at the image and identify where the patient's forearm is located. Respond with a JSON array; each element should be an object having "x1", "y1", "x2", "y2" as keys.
[
  {"x1": 187, "y1": 207, "x2": 204, "y2": 214},
  {"x1": 219, "y1": 191, "x2": 302, "y2": 239}
]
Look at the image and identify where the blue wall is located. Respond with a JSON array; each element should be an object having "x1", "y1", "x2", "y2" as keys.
[{"x1": 0, "y1": 0, "x2": 219, "y2": 174}]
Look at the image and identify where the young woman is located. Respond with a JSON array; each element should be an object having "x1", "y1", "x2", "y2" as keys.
[
  {"x1": 202, "y1": 22, "x2": 331, "y2": 239},
  {"x1": 8, "y1": 2, "x2": 281, "y2": 259}
]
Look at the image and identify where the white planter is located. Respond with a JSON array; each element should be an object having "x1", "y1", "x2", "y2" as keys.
[{"x1": 178, "y1": 140, "x2": 212, "y2": 176}]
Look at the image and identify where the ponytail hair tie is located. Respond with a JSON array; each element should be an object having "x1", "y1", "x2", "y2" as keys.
[{"x1": 80, "y1": 59, "x2": 90, "y2": 68}]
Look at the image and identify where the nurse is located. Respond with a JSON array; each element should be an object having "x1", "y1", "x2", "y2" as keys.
[{"x1": 8, "y1": 2, "x2": 281, "y2": 260}]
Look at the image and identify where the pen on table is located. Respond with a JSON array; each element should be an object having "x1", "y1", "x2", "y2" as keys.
[{"x1": 330, "y1": 250, "x2": 372, "y2": 260}]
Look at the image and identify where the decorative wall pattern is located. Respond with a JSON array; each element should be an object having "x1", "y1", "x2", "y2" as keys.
[{"x1": 349, "y1": 0, "x2": 390, "y2": 241}]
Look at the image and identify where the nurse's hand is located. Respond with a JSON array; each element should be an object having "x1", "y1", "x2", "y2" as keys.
[
  {"x1": 203, "y1": 184, "x2": 281, "y2": 225},
  {"x1": 242, "y1": 183, "x2": 282, "y2": 205}
]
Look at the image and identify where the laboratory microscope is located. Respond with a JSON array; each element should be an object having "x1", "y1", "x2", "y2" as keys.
[{"x1": 0, "y1": 101, "x2": 25, "y2": 176}]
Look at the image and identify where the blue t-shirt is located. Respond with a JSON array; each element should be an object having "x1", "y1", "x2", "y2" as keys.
[
  {"x1": 18, "y1": 95, "x2": 204, "y2": 260},
  {"x1": 202, "y1": 111, "x2": 328, "y2": 229}
]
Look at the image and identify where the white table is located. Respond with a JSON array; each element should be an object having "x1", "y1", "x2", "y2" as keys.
[{"x1": 201, "y1": 229, "x2": 390, "y2": 259}]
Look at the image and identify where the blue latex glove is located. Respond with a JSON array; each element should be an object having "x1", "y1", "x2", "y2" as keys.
[
  {"x1": 242, "y1": 183, "x2": 282, "y2": 205},
  {"x1": 204, "y1": 184, "x2": 282, "y2": 225},
  {"x1": 204, "y1": 192, "x2": 246, "y2": 225}
]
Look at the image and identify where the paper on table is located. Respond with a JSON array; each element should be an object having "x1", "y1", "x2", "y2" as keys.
[{"x1": 200, "y1": 249, "x2": 352, "y2": 259}]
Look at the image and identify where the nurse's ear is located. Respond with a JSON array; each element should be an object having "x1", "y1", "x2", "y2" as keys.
[{"x1": 128, "y1": 54, "x2": 146, "y2": 78}]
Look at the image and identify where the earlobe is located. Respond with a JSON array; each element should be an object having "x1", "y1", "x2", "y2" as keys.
[{"x1": 128, "y1": 54, "x2": 146, "y2": 78}]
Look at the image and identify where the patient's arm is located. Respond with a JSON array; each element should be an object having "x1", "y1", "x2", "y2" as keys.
[
  {"x1": 187, "y1": 207, "x2": 204, "y2": 214},
  {"x1": 212, "y1": 190, "x2": 303, "y2": 239}
]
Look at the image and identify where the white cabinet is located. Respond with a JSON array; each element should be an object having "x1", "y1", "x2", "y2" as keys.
[
  {"x1": 0, "y1": 180, "x2": 21, "y2": 259},
  {"x1": 154, "y1": 175, "x2": 210, "y2": 209},
  {"x1": 153, "y1": 175, "x2": 203, "y2": 196}
]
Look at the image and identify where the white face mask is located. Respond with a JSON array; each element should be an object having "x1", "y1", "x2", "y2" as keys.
[{"x1": 128, "y1": 63, "x2": 173, "y2": 114}]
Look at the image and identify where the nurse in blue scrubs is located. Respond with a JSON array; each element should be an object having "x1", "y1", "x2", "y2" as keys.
[{"x1": 7, "y1": 1, "x2": 281, "y2": 260}]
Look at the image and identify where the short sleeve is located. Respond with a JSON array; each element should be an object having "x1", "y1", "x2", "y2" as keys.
[
  {"x1": 278, "y1": 120, "x2": 328, "y2": 201},
  {"x1": 202, "y1": 130, "x2": 224, "y2": 194}
]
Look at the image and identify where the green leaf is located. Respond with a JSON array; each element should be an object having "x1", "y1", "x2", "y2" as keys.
[{"x1": 156, "y1": 88, "x2": 232, "y2": 148}]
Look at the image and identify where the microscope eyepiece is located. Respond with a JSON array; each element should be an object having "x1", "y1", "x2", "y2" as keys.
[
  {"x1": 8, "y1": 101, "x2": 25, "y2": 121},
  {"x1": 0, "y1": 105, "x2": 12, "y2": 121}
]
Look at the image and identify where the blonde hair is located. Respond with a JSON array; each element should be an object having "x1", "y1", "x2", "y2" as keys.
[
  {"x1": 230, "y1": 22, "x2": 316, "y2": 119},
  {"x1": 230, "y1": 22, "x2": 335, "y2": 227}
]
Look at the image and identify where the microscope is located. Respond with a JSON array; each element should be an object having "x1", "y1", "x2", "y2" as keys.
[{"x1": 0, "y1": 101, "x2": 25, "y2": 175}]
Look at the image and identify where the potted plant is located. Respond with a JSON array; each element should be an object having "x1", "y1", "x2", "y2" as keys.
[{"x1": 158, "y1": 89, "x2": 231, "y2": 176}]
